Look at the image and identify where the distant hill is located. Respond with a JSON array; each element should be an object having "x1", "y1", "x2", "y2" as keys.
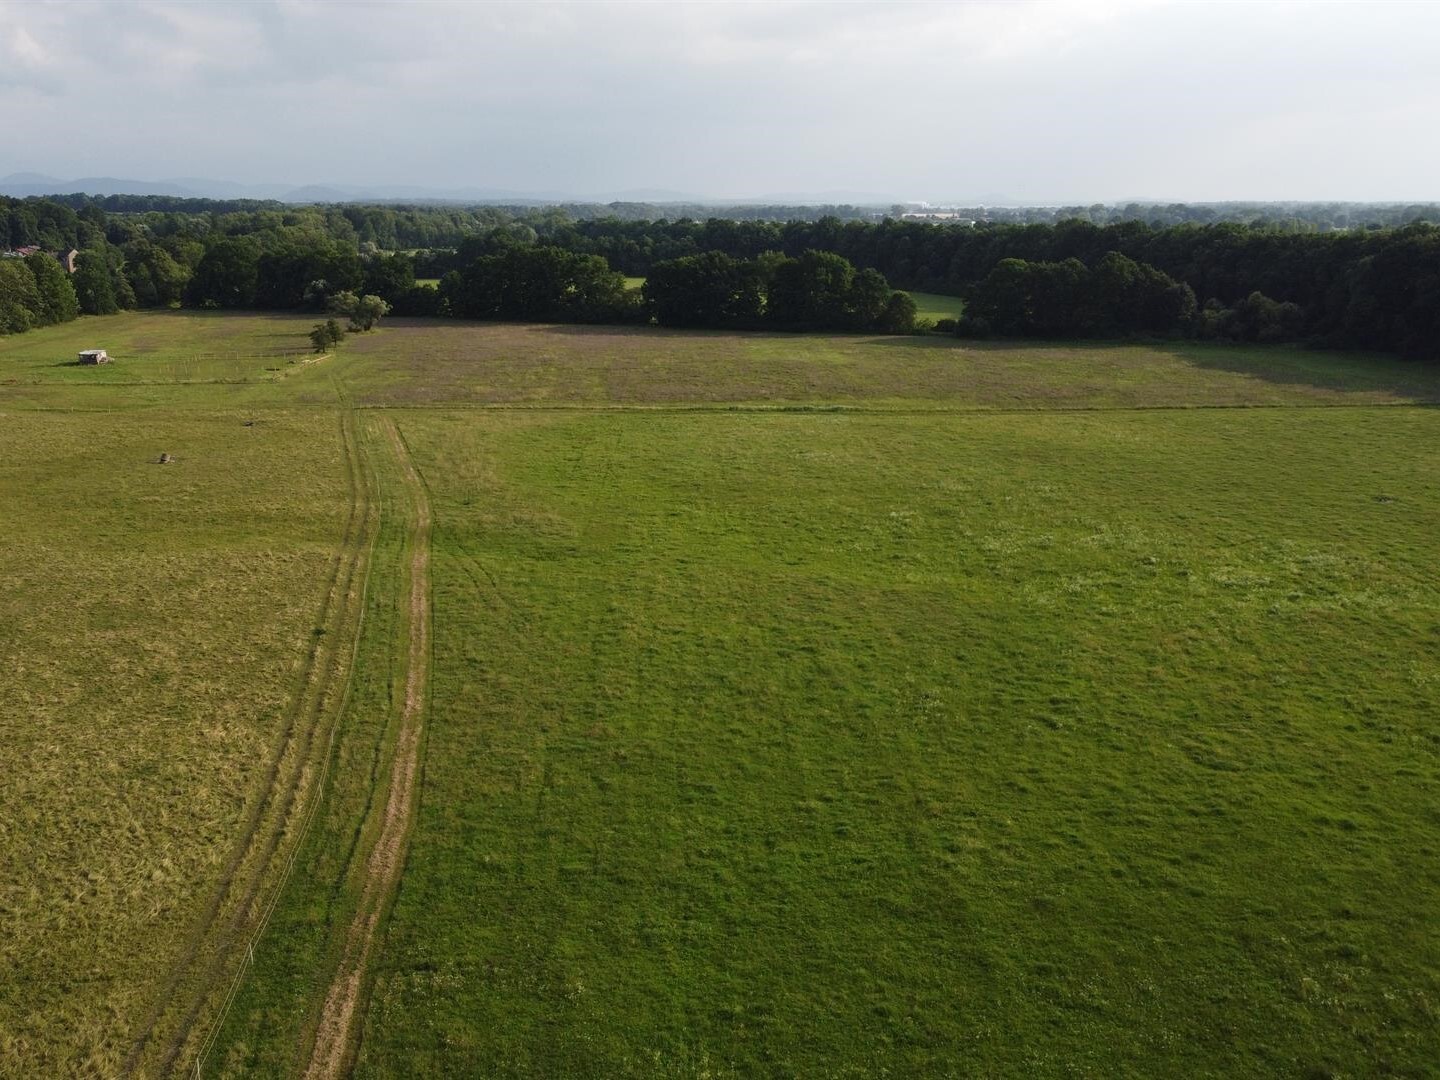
[
  {"x1": 0, "y1": 174, "x2": 214, "y2": 199},
  {"x1": 0, "y1": 173, "x2": 905, "y2": 206}
]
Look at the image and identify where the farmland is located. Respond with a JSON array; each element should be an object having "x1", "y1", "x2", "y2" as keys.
[
  {"x1": 907, "y1": 290, "x2": 967, "y2": 323},
  {"x1": 2, "y1": 311, "x2": 1439, "y2": 1077}
]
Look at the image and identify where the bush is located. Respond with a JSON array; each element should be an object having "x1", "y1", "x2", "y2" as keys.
[
  {"x1": 879, "y1": 291, "x2": 919, "y2": 335},
  {"x1": 309, "y1": 318, "x2": 345, "y2": 352}
]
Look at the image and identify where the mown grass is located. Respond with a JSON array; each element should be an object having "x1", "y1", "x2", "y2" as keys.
[
  {"x1": 0, "y1": 310, "x2": 323, "y2": 387},
  {"x1": 907, "y1": 290, "x2": 966, "y2": 323},
  {"x1": 5, "y1": 312, "x2": 1440, "y2": 1076},
  {"x1": 336, "y1": 320, "x2": 1440, "y2": 410},
  {"x1": 349, "y1": 406, "x2": 1440, "y2": 1077},
  {"x1": 0, "y1": 407, "x2": 351, "y2": 1074}
]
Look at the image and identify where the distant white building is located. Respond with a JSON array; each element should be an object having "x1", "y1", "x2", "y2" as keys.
[
  {"x1": 900, "y1": 212, "x2": 976, "y2": 225},
  {"x1": 78, "y1": 349, "x2": 111, "y2": 365}
]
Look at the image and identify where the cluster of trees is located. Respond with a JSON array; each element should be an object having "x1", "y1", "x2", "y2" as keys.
[
  {"x1": 4, "y1": 192, "x2": 1440, "y2": 357},
  {"x1": 508, "y1": 216, "x2": 1440, "y2": 358},
  {"x1": 308, "y1": 292, "x2": 393, "y2": 352},
  {"x1": 438, "y1": 246, "x2": 632, "y2": 322},
  {"x1": 431, "y1": 243, "x2": 918, "y2": 332},
  {"x1": 309, "y1": 318, "x2": 346, "y2": 353},
  {"x1": 0, "y1": 253, "x2": 80, "y2": 333},
  {"x1": 644, "y1": 250, "x2": 915, "y2": 332},
  {"x1": 962, "y1": 253, "x2": 1195, "y2": 338},
  {"x1": 1194, "y1": 292, "x2": 1307, "y2": 344}
]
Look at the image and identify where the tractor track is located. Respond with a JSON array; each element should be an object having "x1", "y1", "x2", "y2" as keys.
[
  {"x1": 302, "y1": 415, "x2": 431, "y2": 1080},
  {"x1": 121, "y1": 411, "x2": 375, "y2": 1078}
]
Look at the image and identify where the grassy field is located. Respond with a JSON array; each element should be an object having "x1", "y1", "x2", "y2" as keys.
[
  {"x1": 331, "y1": 319, "x2": 1439, "y2": 411},
  {"x1": 0, "y1": 310, "x2": 322, "y2": 386},
  {"x1": 0, "y1": 405, "x2": 356, "y2": 1074},
  {"x1": 3, "y1": 311, "x2": 1439, "y2": 1077},
  {"x1": 907, "y1": 290, "x2": 966, "y2": 323},
  {"x1": 359, "y1": 406, "x2": 1440, "y2": 1077}
]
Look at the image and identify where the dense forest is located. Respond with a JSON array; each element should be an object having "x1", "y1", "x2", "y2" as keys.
[{"x1": 3, "y1": 194, "x2": 1438, "y2": 356}]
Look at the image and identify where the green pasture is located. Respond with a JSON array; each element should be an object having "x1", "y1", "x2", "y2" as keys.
[
  {"x1": 907, "y1": 289, "x2": 966, "y2": 322},
  {"x1": 0, "y1": 310, "x2": 321, "y2": 387},
  {"x1": 334, "y1": 319, "x2": 1438, "y2": 410},
  {"x1": 2, "y1": 311, "x2": 1438, "y2": 1077},
  {"x1": 348, "y1": 406, "x2": 1440, "y2": 1077},
  {"x1": 0, "y1": 405, "x2": 351, "y2": 1074}
]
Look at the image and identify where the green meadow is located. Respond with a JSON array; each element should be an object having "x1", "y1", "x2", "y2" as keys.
[
  {"x1": 358, "y1": 406, "x2": 1440, "y2": 1077},
  {"x1": 2, "y1": 311, "x2": 1438, "y2": 1077},
  {"x1": 906, "y1": 290, "x2": 967, "y2": 323}
]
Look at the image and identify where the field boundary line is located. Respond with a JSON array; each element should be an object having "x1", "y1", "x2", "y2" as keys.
[
  {"x1": 342, "y1": 399, "x2": 1440, "y2": 415},
  {"x1": 14, "y1": 400, "x2": 1440, "y2": 418},
  {"x1": 302, "y1": 414, "x2": 432, "y2": 1080}
]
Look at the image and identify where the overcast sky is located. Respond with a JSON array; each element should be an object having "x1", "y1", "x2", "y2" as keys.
[{"x1": 2, "y1": 0, "x2": 1437, "y2": 202}]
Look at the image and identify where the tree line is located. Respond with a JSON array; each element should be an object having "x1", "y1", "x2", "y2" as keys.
[
  {"x1": 3, "y1": 194, "x2": 1439, "y2": 357},
  {"x1": 962, "y1": 253, "x2": 1195, "y2": 338},
  {"x1": 511, "y1": 216, "x2": 1440, "y2": 358},
  {"x1": 0, "y1": 193, "x2": 921, "y2": 336},
  {"x1": 435, "y1": 245, "x2": 917, "y2": 332},
  {"x1": 0, "y1": 252, "x2": 80, "y2": 334},
  {"x1": 642, "y1": 250, "x2": 916, "y2": 332}
]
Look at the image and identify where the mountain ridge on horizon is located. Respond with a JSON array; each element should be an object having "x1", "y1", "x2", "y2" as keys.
[{"x1": 0, "y1": 172, "x2": 928, "y2": 206}]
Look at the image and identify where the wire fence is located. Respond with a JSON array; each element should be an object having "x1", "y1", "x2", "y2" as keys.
[{"x1": 62, "y1": 350, "x2": 324, "y2": 384}]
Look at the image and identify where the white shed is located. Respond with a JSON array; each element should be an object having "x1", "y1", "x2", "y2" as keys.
[{"x1": 78, "y1": 349, "x2": 110, "y2": 365}]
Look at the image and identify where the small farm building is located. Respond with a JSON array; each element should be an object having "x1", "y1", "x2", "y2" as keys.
[{"x1": 78, "y1": 349, "x2": 111, "y2": 365}]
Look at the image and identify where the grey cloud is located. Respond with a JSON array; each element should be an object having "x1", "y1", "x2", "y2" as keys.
[{"x1": 1, "y1": 0, "x2": 1437, "y2": 201}]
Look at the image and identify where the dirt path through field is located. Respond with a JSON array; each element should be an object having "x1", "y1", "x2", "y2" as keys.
[{"x1": 304, "y1": 415, "x2": 431, "y2": 1079}]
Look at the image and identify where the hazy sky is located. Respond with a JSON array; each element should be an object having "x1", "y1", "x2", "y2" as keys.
[{"x1": 2, "y1": 0, "x2": 1437, "y2": 202}]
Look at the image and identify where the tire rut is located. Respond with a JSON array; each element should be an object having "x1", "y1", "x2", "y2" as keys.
[
  {"x1": 303, "y1": 414, "x2": 431, "y2": 1080},
  {"x1": 121, "y1": 411, "x2": 374, "y2": 1078}
]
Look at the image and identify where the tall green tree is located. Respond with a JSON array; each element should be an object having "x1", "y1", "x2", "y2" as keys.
[
  {"x1": 361, "y1": 253, "x2": 417, "y2": 304},
  {"x1": 767, "y1": 250, "x2": 856, "y2": 329},
  {"x1": 0, "y1": 259, "x2": 42, "y2": 333},
  {"x1": 122, "y1": 239, "x2": 189, "y2": 308},
  {"x1": 24, "y1": 252, "x2": 79, "y2": 325},
  {"x1": 879, "y1": 290, "x2": 918, "y2": 334},
  {"x1": 328, "y1": 291, "x2": 391, "y2": 331},
  {"x1": 845, "y1": 267, "x2": 892, "y2": 330},
  {"x1": 445, "y1": 246, "x2": 627, "y2": 323},
  {"x1": 643, "y1": 251, "x2": 764, "y2": 328},
  {"x1": 186, "y1": 238, "x2": 261, "y2": 308},
  {"x1": 72, "y1": 250, "x2": 119, "y2": 315}
]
